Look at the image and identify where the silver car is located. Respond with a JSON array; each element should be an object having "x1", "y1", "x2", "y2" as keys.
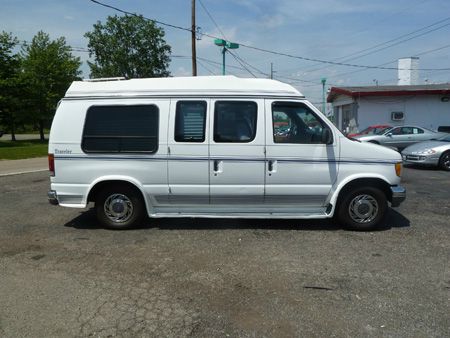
[
  {"x1": 402, "y1": 134, "x2": 450, "y2": 171},
  {"x1": 355, "y1": 126, "x2": 444, "y2": 150}
]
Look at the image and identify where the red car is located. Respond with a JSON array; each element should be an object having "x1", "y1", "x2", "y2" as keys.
[{"x1": 347, "y1": 124, "x2": 392, "y2": 138}]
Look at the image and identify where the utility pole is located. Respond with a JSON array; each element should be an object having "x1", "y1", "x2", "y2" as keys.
[
  {"x1": 191, "y1": 0, "x2": 197, "y2": 76},
  {"x1": 270, "y1": 62, "x2": 276, "y2": 79},
  {"x1": 321, "y1": 77, "x2": 327, "y2": 114}
]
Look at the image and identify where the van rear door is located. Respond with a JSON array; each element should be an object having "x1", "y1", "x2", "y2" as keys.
[{"x1": 167, "y1": 99, "x2": 210, "y2": 205}]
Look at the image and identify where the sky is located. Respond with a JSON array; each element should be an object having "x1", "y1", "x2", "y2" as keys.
[{"x1": 1, "y1": 0, "x2": 450, "y2": 105}]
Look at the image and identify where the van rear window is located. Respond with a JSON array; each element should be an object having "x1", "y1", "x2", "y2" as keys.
[
  {"x1": 82, "y1": 105, "x2": 159, "y2": 153},
  {"x1": 175, "y1": 101, "x2": 207, "y2": 142}
]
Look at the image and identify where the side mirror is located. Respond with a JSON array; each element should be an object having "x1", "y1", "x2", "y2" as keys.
[
  {"x1": 321, "y1": 128, "x2": 333, "y2": 144},
  {"x1": 386, "y1": 132, "x2": 393, "y2": 137}
]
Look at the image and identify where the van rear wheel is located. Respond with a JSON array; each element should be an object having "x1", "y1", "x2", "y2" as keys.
[
  {"x1": 337, "y1": 187, "x2": 387, "y2": 231},
  {"x1": 95, "y1": 184, "x2": 145, "y2": 229}
]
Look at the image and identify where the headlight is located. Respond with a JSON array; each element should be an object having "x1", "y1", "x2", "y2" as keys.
[{"x1": 417, "y1": 149, "x2": 436, "y2": 155}]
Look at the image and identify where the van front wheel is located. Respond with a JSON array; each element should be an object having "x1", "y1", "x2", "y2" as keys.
[
  {"x1": 95, "y1": 184, "x2": 145, "y2": 229},
  {"x1": 337, "y1": 187, "x2": 387, "y2": 231}
]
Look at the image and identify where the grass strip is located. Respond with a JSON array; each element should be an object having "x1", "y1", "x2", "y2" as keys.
[{"x1": 0, "y1": 139, "x2": 48, "y2": 160}]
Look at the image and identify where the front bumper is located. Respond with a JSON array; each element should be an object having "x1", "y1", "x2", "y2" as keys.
[
  {"x1": 402, "y1": 153, "x2": 440, "y2": 166},
  {"x1": 390, "y1": 185, "x2": 406, "y2": 207},
  {"x1": 48, "y1": 190, "x2": 59, "y2": 205}
]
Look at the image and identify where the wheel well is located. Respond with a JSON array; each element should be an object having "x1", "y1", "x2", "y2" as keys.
[
  {"x1": 440, "y1": 150, "x2": 450, "y2": 160},
  {"x1": 368, "y1": 140, "x2": 380, "y2": 144},
  {"x1": 88, "y1": 180, "x2": 145, "y2": 204},
  {"x1": 336, "y1": 178, "x2": 391, "y2": 207}
]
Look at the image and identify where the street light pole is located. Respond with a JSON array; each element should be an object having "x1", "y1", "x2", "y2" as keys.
[
  {"x1": 222, "y1": 46, "x2": 226, "y2": 75},
  {"x1": 321, "y1": 77, "x2": 327, "y2": 114},
  {"x1": 214, "y1": 39, "x2": 239, "y2": 75}
]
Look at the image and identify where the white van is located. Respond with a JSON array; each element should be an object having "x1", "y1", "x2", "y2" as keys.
[{"x1": 48, "y1": 76, "x2": 405, "y2": 230}]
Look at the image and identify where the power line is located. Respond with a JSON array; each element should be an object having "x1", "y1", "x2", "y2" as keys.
[
  {"x1": 321, "y1": 42, "x2": 450, "y2": 82},
  {"x1": 198, "y1": 0, "x2": 258, "y2": 78},
  {"x1": 334, "y1": 0, "x2": 430, "y2": 42},
  {"x1": 287, "y1": 16, "x2": 450, "y2": 76},
  {"x1": 198, "y1": 0, "x2": 227, "y2": 40},
  {"x1": 196, "y1": 59, "x2": 216, "y2": 75},
  {"x1": 227, "y1": 50, "x2": 256, "y2": 77},
  {"x1": 88, "y1": 0, "x2": 450, "y2": 71},
  {"x1": 18, "y1": 40, "x2": 90, "y2": 53}
]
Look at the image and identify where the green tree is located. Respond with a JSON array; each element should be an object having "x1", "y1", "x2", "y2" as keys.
[
  {"x1": 21, "y1": 31, "x2": 81, "y2": 141},
  {"x1": 85, "y1": 15, "x2": 171, "y2": 78},
  {"x1": 0, "y1": 31, "x2": 22, "y2": 141}
]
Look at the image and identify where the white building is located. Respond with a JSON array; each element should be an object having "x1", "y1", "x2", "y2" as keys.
[
  {"x1": 398, "y1": 57, "x2": 419, "y2": 85},
  {"x1": 327, "y1": 84, "x2": 450, "y2": 134}
]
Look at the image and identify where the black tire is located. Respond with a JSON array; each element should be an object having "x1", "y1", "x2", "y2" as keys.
[
  {"x1": 95, "y1": 183, "x2": 145, "y2": 230},
  {"x1": 337, "y1": 186, "x2": 387, "y2": 231},
  {"x1": 439, "y1": 151, "x2": 450, "y2": 171},
  {"x1": 368, "y1": 140, "x2": 380, "y2": 145}
]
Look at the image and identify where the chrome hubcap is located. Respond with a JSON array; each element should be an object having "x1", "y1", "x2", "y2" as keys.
[
  {"x1": 349, "y1": 194, "x2": 379, "y2": 223},
  {"x1": 104, "y1": 194, "x2": 133, "y2": 223}
]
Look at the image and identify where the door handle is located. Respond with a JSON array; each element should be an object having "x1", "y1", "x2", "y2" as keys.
[
  {"x1": 268, "y1": 160, "x2": 276, "y2": 175},
  {"x1": 213, "y1": 160, "x2": 223, "y2": 175},
  {"x1": 214, "y1": 160, "x2": 219, "y2": 172}
]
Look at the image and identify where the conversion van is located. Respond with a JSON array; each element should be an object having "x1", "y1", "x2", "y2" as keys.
[{"x1": 48, "y1": 76, "x2": 405, "y2": 230}]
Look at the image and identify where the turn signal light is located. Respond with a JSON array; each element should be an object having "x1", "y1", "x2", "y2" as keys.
[
  {"x1": 48, "y1": 153, "x2": 55, "y2": 177},
  {"x1": 395, "y1": 162, "x2": 402, "y2": 177}
]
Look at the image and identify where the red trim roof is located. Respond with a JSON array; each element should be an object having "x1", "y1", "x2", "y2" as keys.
[{"x1": 327, "y1": 84, "x2": 450, "y2": 102}]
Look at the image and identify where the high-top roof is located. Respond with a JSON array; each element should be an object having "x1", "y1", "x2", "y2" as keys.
[{"x1": 65, "y1": 76, "x2": 303, "y2": 98}]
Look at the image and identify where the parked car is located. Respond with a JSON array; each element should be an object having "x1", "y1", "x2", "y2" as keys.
[
  {"x1": 402, "y1": 134, "x2": 450, "y2": 171},
  {"x1": 347, "y1": 124, "x2": 392, "y2": 138},
  {"x1": 48, "y1": 76, "x2": 406, "y2": 231},
  {"x1": 355, "y1": 126, "x2": 445, "y2": 151},
  {"x1": 0, "y1": 130, "x2": 4, "y2": 138}
]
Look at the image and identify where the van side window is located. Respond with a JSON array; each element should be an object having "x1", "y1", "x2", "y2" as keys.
[
  {"x1": 272, "y1": 102, "x2": 330, "y2": 144},
  {"x1": 214, "y1": 101, "x2": 257, "y2": 143},
  {"x1": 175, "y1": 101, "x2": 207, "y2": 142},
  {"x1": 82, "y1": 105, "x2": 159, "y2": 153}
]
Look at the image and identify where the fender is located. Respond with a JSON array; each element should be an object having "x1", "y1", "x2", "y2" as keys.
[
  {"x1": 327, "y1": 173, "x2": 392, "y2": 216},
  {"x1": 87, "y1": 175, "x2": 154, "y2": 215}
]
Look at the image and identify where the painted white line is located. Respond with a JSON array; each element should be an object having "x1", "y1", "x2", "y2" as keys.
[{"x1": 0, "y1": 169, "x2": 48, "y2": 177}]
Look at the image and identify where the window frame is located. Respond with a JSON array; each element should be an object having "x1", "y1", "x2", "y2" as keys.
[
  {"x1": 213, "y1": 100, "x2": 258, "y2": 143},
  {"x1": 81, "y1": 104, "x2": 160, "y2": 154},
  {"x1": 174, "y1": 100, "x2": 207, "y2": 143},
  {"x1": 271, "y1": 101, "x2": 332, "y2": 145}
]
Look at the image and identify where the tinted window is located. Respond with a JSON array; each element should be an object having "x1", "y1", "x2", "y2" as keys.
[
  {"x1": 175, "y1": 101, "x2": 206, "y2": 142},
  {"x1": 214, "y1": 101, "x2": 257, "y2": 143},
  {"x1": 401, "y1": 127, "x2": 413, "y2": 135},
  {"x1": 272, "y1": 102, "x2": 330, "y2": 144},
  {"x1": 390, "y1": 127, "x2": 402, "y2": 135},
  {"x1": 82, "y1": 105, "x2": 159, "y2": 153}
]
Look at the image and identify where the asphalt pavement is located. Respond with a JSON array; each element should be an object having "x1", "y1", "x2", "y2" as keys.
[
  {"x1": 0, "y1": 167, "x2": 449, "y2": 337},
  {"x1": 0, "y1": 133, "x2": 49, "y2": 141}
]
